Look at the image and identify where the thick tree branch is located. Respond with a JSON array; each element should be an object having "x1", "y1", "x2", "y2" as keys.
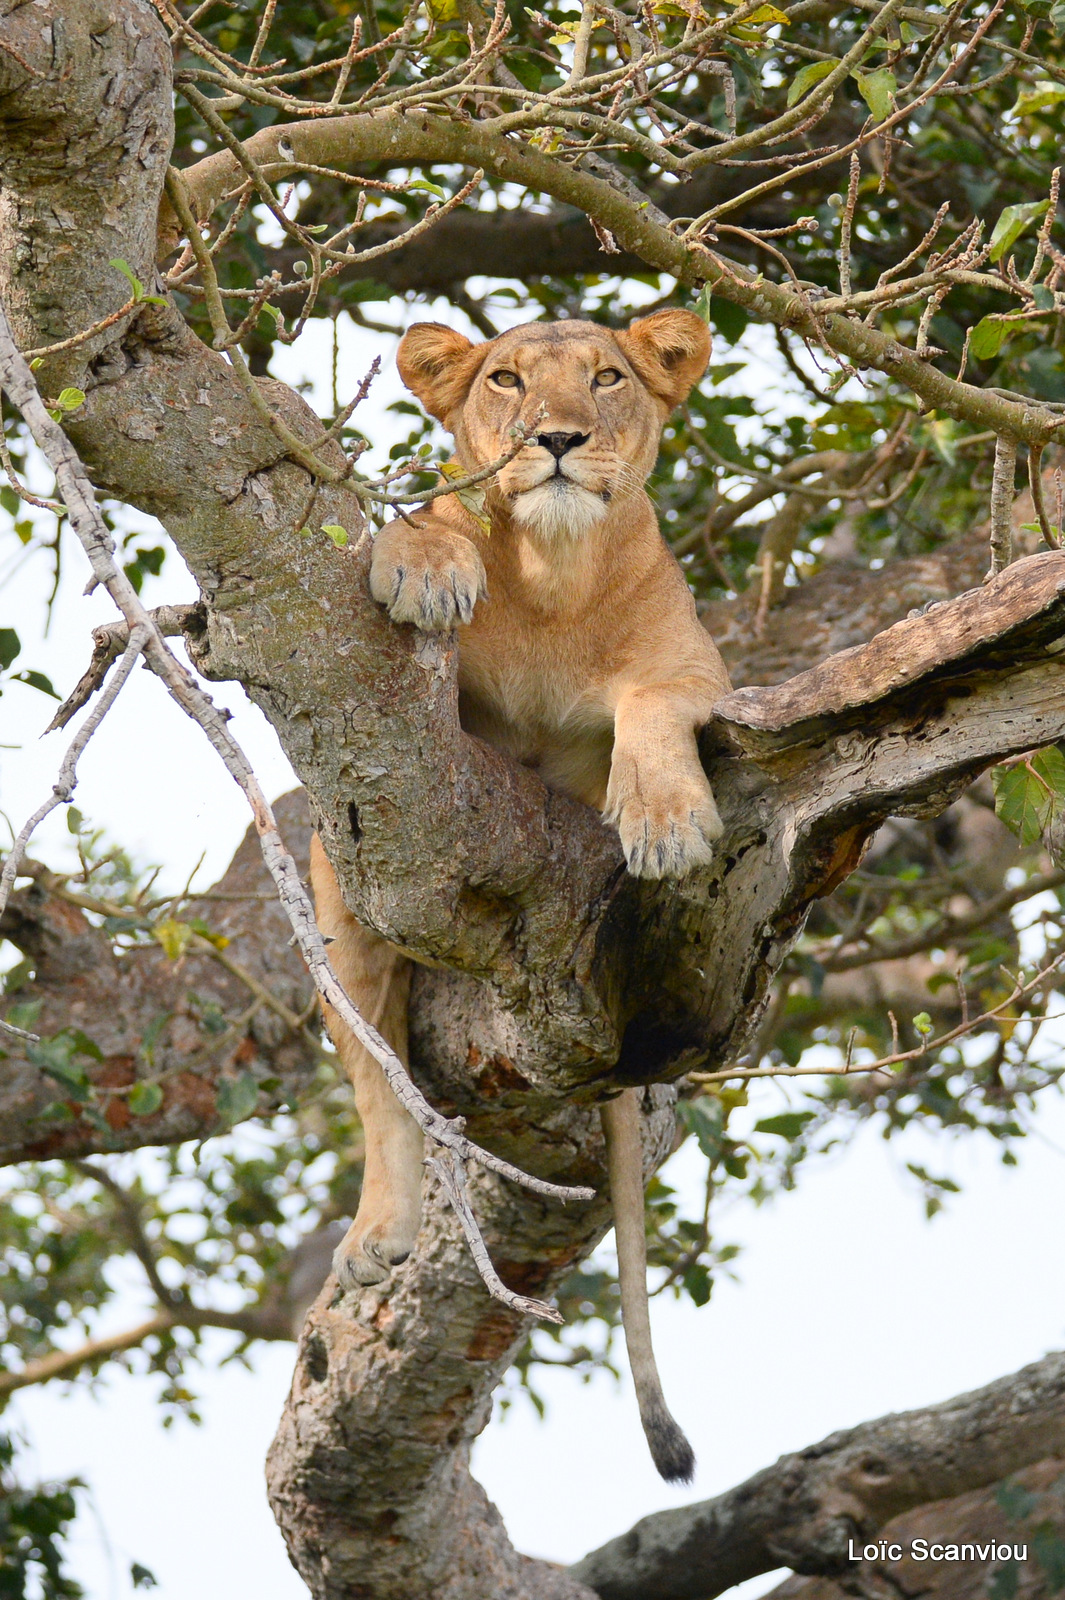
[
  {"x1": 571, "y1": 1350, "x2": 1065, "y2": 1600},
  {"x1": 765, "y1": 1457, "x2": 1065, "y2": 1600},
  {"x1": 266, "y1": 1086, "x2": 681, "y2": 1600},
  {"x1": 0, "y1": 790, "x2": 319, "y2": 1166}
]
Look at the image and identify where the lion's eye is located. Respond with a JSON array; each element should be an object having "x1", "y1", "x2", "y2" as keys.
[
  {"x1": 488, "y1": 370, "x2": 521, "y2": 389},
  {"x1": 594, "y1": 368, "x2": 623, "y2": 388}
]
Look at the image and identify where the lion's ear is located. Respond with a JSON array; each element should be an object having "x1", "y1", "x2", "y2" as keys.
[
  {"x1": 616, "y1": 309, "x2": 712, "y2": 409},
  {"x1": 397, "y1": 322, "x2": 480, "y2": 423}
]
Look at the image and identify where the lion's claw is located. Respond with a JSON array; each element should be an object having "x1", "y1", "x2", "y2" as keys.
[{"x1": 370, "y1": 528, "x2": 486, "y2": 634}]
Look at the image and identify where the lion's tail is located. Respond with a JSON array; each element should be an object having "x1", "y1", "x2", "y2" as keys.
[{"x1": 600, "y1": 1089, "x2": 696, "y2": 1485}]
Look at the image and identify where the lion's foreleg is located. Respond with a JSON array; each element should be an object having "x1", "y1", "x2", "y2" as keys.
[
  {"x1": 604, "y1": 682, "x2": 723, "y2": 879},
  {"x1": 310, "y1": 834, "x2": 424, "y2": 1289}
]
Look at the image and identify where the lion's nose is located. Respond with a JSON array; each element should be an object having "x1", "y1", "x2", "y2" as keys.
[{"x1": 536, "y1": 430, "x2": 589, "y2": 459}]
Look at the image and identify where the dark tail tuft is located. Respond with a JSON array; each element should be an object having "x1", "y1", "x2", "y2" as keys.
[{"x1": 641, "y1": 1395, "x2": 696, "y2": 1484}]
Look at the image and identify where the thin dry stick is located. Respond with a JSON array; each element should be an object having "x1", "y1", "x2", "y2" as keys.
[
  {"x1": 45, "y1": 604, "x2": 196, "y2": 734},
  {"x1": 0, "y1": 623, "x2": 150, "y2": 946},
  {"x1": 987, "y1": 434, "x2": 1018, "y2": 577},
  {"x1": 839, "y1": 151, "x2": 861, "y2": 300},
  {"x1": 690, "y1": 943, "x2": 1065, "y2": 1085},
  {"x1": 0, "y1": 299, "x2": 594, "y2": 1320},
  {"x1": 427, "y1": 1152, "x2": 564, "y2": 1323},
  {"x1": 1028, "y1": 446, "x2": 1061, "y2": 549},
  {"x1": 163, "y1": 167, "x2": 346, "y2": 487}
]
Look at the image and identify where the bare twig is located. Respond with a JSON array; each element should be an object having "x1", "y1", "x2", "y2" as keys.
[
  {"x1": 987, "y1": 434, "x2": 1018, "y2": 577},
  {"x1": 1029, "y1": 446, "x2": 1061, "y2": 549},
  {"x1": 0, "y1": 623, "x2": 149, "y2": 965},
  {"x1": 839, "y1": 152, "x2": 861, "y2": 301},
  {"x1": 427, "y1": 1151, "x2": 564, "y2": 1323},
  {"x1": 45, "y1": 604, "x2": 197, "y2": 734},
  {"x1": 690, "y1": 940, "x2": 1065, "y2": 1084}
]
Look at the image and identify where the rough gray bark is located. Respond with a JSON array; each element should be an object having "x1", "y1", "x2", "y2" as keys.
[
  {"x1": 5, "y1": 7, "x2": 1065, "y2": 1598},
  {"x1": 571, "y1": 1351, "x2": 1065, "y2": 1600},
  {"x1": 765, "y1": 1456, "x2": 1065, "y2": 1600},
  {"x1": 268, "y1": 1088, "x2": 678, "y2": 1600}
]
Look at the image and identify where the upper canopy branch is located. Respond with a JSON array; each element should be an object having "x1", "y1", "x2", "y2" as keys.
[{"x1": 167, "y1": 113, "x2": 1065, "y2": 448}]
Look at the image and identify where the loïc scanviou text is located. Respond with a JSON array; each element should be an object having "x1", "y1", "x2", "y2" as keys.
[{"x1": 849, "y1": 1541, "x2": 1028, "y2": 1562}]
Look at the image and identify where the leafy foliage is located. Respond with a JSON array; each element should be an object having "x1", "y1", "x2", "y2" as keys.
[{"x1": 0, "y1": 1433, "x2": 83, "y2": 1600}]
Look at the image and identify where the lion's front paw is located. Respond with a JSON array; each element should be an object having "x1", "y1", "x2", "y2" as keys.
[
  {"x1": 370, "y1": 527, "x2": 486, "y2": 633},
  {"x1": 332, "y1": 1210, "x2": 419, "y2": 1290},
  {"x1": 605, "y1": 762, "x2": 723, "y2": 880}
]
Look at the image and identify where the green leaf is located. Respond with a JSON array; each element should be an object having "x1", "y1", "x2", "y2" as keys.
[
  {"x1": 993, "y1": 748, "x2": 1065, "y2": 844},
  {"x1": 216, "y1": 1070, "x2": 260, "y2": 1128},
  {"x1": 321, "y1": 523, "x2": 349, "y2": 547},
  {"x1": 55, "y1": 387, "x2": 85, "y2": 414},
  {"x1": 754, "y1": 1111, "x2": 816, "y2": 1139},
  {"x1": 695, "y1": 288, "x2": 750, "y2": 345},
  {"x1": 5, "y1": 998, "x2": 42, "y2": 1032},
  {"x1": 854, "y1": 67, "x2": 896, "y2": 121},
  {"x1": 67, "y1": 806, "x2": 83, "y2": 834},
  {"x1": 989, "y1": 1562, "x2": 1020, "y2": 1600},
  {"x1": 989, "y1": 200, "x2": 1051, "y2": 264},
  {"x1": 153, "y1": 918, "x2": 194, "y2": 960},
  {"x1": 786, "y1": 58, "x2": 838, "y2": 107},
  {"x1": 912, "y1": 1011, "x2": 933, "y2": 1035},
  {"x1": 406, "y1": 178, "x2": 448, "y2": 200},
  {"x1": 1034, "y1": 284, "x2": 1056, "y2": 311},
  {"x1": 2, "y1": 957, "x2": 34, "y2": 995},
  {"x1": 128, "y1": 1080, "x2": 164, "y2": 1117},
  {"x1": 68, "y1": 1028, "x2": 102, "y2": 1062},
  {"x1": 12, "y1": 669, "x2": 59, "y2": 699},
  {"x1": 1011, "y1": 81, "x2": 1065, "y2": 118},
  {"x1": 110, "y1": 257, "x2": 145, "y2": 301},
  {"x1": 1052, "y1": 0, "x2": 1065, "y2": 31},
  {"x1": 131, "y1": 1563, "x2": 159, "y2": 1591},
  {"x1": 37, "y1": 1100, "x2": 77, "y2": 1124},
  {"x1": 0, "y1": 627, "x2": 20, "y2": 671},
  {"x1": 677, "y1": 1098, "x2": 724, "y2": 1159},
  {"x1": 189, "y1": 917, "x2": 229, "y2": 950},
  {"x1": 971, "y1": 314, "x2": 1026, "y2": 360},
  {"x1": 27, "y1": 1035, "x2": 91, "y2": 1101},
  {"x1": 997, "y1": 1480, "x2": 1039, "y2": 1521},
  {"x1": 682, "y1": 1263, "x2": 713, "y2": 1307},
  {"x1": 1033, "y1": 1527, "x2": 1065, "y2": 1590}
]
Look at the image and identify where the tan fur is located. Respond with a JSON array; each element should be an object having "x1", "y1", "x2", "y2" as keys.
[{"x1": 312, "y1": 311, "x2": 730, "y2": 1475}]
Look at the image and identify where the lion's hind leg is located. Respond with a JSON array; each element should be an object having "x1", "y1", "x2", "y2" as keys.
[{"x1": 310, "y1": 835, "x2": 424, "y2": 1290}]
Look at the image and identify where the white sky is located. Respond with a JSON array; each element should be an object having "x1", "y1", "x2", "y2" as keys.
[{"x1": 2, "y1": 304, "x2": 1063, "y2": 1600}]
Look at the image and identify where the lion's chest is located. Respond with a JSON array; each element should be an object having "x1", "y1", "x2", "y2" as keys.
[{"x1": 456, "y1": 623, "x2": 615, "y2": 810}]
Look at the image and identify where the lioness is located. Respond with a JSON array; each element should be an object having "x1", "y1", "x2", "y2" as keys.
[{"x1": 311, "y1": 309, "x2": 731, "y2": 1481}]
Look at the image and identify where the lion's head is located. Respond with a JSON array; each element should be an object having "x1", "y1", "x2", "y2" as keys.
[{"x1": 396, "y1": 311, "x2": 711, "y2": 541}]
